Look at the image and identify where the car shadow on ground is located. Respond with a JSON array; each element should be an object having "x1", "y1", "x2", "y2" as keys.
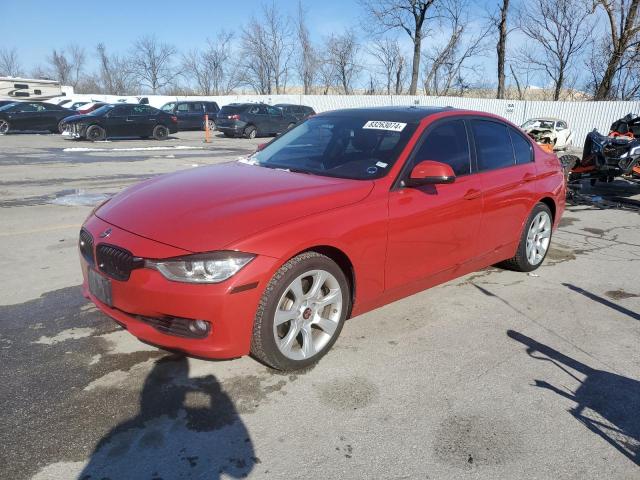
[
  {"x1": 507, "y1": 330, "x2": 639, "y2": 466},
  {"x1": 79, "y1": 354, "x2": 257, "y2": 479}
]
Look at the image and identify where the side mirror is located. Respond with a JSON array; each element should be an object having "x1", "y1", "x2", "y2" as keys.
[{"x1": 406, "y1": 160, "x2": 455, "y2": 187}]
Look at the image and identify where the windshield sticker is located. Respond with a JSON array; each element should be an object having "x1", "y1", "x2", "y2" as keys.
[
  {"x1": 366, "y1": 166, "x2": 378, "y2": 175},
  {"x1": 363, "y1": 120, "x2": 407, "y2": 132},
  {"x1": 375, "y1": 161, "x2": 388, "y2": 168}
]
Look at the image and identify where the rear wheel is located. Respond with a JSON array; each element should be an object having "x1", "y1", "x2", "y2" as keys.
[
  {"x1": 251, "y1": 252, "x2": 350, "y2": 371},
  {"x1": 204, "y1": 119, "x2": 215, "y2": 131},
  {"x1": 57, "y1": 120, "x2": 66, "y2": 134},
  {"x1": 86, "y1": 125, "x2": 106, "y2": 142},
  {"x1": 244, "y1": 125, "x2": 257, "y2": 139},
  {"x1": 0, "y1": 119, "x2": 9, "y2": 134},
  {"x1": 499, "y1": 203, "x2": 553, "y2": 272},
  {"x1": 153, "y1": 124, "x2": 169, "y2": 140},
  {"x1": 287, "y1": 122, "x2": 295, "y2": 130}
]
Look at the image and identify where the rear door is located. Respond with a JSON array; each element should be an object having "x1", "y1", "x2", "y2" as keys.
[
  {"x1": 189, "y1": 102, "x2": 205, "y2": 129},
  {"x1": 267, "y1": 105, "x2": 287, "y2": 133},
  {"x1": 386, "y1": 118, "x2": 483, "y2": 290},
  {"x1": 470, "y1": 119, "x2": 537, "y2": 257},
  {"x1": 130, "y1": 105, "x2": 157, "y2": 136}
]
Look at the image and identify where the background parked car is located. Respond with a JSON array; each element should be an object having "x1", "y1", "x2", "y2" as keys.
[
  {"x1": 0, "y1": 101, "x2": 76, "y2": 134},
  {"x1": 68, "y1": 101, "x2": 91, "y2": 110},
  {"x1": 61, "y1": 104, "x2": 178, "y2": 141},
  {"x1": 216, "y1": 103, "x2": 298, "y2": 138},
  {"x1": 0, "y1": 100, "x2": 17, "y2": 108},
  {"x1": 274, "y1": 104, "x2": 315, "y2": 122},
  {"x1": 521, "y1": 118, "x2": 573, "y2": 150},
  {"x1": 160, "y1": 101, "x2": 219, "y2": 131}
]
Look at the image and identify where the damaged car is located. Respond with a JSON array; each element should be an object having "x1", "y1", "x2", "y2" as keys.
[
  {"x1": 564, "y1": 113, "x2": 640, "y2": 184},
  {"x1": 521, "y1": 118, "x2": 573, "y2": 151}
]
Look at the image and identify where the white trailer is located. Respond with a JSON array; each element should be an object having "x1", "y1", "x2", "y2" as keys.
[{"x1": 0, "y1": 77, "x2": 64, "y2": 101}]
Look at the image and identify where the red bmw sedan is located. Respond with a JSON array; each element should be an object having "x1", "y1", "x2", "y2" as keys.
[{"x1": 79, "y1": 107, "x2": 565, "y2": 370}]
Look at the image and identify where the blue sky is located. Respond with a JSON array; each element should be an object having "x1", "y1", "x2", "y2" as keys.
[{"x1": 2, "y1": 0, "x2": 603, "y2": 90}]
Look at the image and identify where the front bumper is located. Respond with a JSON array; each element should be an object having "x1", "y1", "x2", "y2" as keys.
[
  {"x1": 63, "y1": 122, "x2": 88, "y2": 138},
  {"x1": 80, "y1": 215, "x2": 278, "y2": 359}
]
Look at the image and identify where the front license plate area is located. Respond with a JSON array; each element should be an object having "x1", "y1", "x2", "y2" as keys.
[{"x1": 88, "y1": 268, "x2": 113, "y2": 307}]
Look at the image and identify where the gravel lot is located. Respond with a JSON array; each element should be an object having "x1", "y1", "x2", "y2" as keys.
[{"x1": 0, "y1": 131, "x2": 638, "y2": 479}]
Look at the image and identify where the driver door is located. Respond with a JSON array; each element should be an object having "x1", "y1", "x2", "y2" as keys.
[{"x1": 385, "y1": 119, "x2": 483, "y2": 290}]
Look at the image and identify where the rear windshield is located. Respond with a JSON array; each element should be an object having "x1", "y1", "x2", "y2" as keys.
[
  {"x1": 219, "y1": 105, "x2": 246, "y2": 115},
  {"x1": 247, "y1": 115, "x2": 417, "y2": 180}
]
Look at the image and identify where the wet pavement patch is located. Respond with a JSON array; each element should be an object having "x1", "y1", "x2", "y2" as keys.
[
  {"x1": 317, "y1": 376, "x2": 379, "y2": 410},
  {"x1": 605, "y1": 289, "x2": 640, "y2": 300},
  {"x1": 559, "y1": 216, "x2": 579, "y2": 227}
]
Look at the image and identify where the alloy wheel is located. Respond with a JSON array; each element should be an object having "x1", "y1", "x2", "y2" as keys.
[
  {"x1": 273, "y1": 269, "x2": 342, "y2": 361},
  {"x1": 0, "y1": 120, "x2": 8, "y2": 134},
  {"x1": 526, "y1": 211, "x2": 551, "y2": 265}
]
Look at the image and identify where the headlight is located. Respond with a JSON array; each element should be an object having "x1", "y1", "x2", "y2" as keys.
[{"x1": 146, "y1": 251, "x2": 255, "y2": 283}]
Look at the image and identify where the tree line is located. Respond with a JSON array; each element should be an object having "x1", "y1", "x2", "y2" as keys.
[{"x1": 0, "y1": 0, "x2": 638, "y2": 100}]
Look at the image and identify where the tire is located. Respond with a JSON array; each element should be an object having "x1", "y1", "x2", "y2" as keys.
[
  {"x1": 251, "y1": 252, "x2": 350, "y2": 371},
  {"x1": 0, "y1": 119, "x2": 10, "y2": 135},
  {"x1": 287, "y1": 122, "x2": 295, "y2": 130},
  {"x1": 244, "y1": 125, "x2": 257, "y2": 139},
  {"x1": 498, "y1": 203, "x2": 553, "y2": 272},
  {"x1": 153, "y1": 125, "x2": 169, "y2": 140},
  {"x1": 86, "y1": 125, "x2": 106, "y2": 142},
  {"x1": 204, "y1": 119, "x2": 215, "y2": 131},
  {"x1": 57, "y1": 120, "x2": 66, "y2": 134},
  {"x1": 559, "y1": 154, "x2": 579, "y2": 184}
]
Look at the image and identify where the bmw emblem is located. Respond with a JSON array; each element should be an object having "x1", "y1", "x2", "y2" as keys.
[{"x1": 99, "y1": 228, "x2": 112, "y2": 238}]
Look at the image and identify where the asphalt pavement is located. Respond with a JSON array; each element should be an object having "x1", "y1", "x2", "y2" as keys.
[{"x1": 0, "y1": 131, "x2": 638, "y2": 479}]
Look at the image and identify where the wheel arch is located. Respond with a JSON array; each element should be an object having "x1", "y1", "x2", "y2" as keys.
[
  {"x1": 538, "y1": 196, "x2": 556, "y2": 222},
  {"x1": 294, "y1": 245, "x2": 356, "y2": 318}
]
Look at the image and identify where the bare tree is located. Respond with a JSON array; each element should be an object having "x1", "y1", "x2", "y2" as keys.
[
  {"x1": 487, "y1": 0, "x2": 512, "y2": 98},
  {"x1": 361, "y1": 0, "x2": 438, "y2": 95},
  {"x1": 0, "y1": 47, "x2": 22, "y2": 77},
  {"x1": 369, "y1": 37, "x2": 407, "y2": 94},
  {"x1": 241, "y1": 2, "x2": 294, "y2": 94},
  {"x1": 325, "y1": 31, "x2": 362, "y2": 94},
  {"x1": 590, "y1": 0, "x2": 640, "y2": 99},
  {"x1": 517, "y1": 0, "x2": 592, "y2": 101},
  {"x1": 47, "y1": 44, "x2": 86, "y2": 87},
  {"x1": 130, "y1": 35, "x2": 177, "y2": 94},
  {"x1": 182, "y1": 33, "x2": 239, "y2": 95},
  {"x1": 422, "y1": 0, "x2": 491, "y2": 96},
  {"x1": 97, "y1": 43, "x2": 134, "y2": 95},
  {"x1": 295, "y1": 1, "x2": 318, "y2": 94}
]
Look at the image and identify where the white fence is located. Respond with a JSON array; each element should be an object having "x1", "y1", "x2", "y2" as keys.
[{"x1": 60, "y1": 93, "x2": 640, "y2": 147}]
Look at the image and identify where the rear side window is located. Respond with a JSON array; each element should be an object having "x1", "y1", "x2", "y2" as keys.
[
  {"x1": 472, "y1": 120, "x2": 515, "y2": 171},
  {"x1": 177, "y1": 103, "x2": 189, "y2": 112},
  {"x1": 161, "y1": 102, "x2": 175, "y2": 112},
  {"x1": 191, "y1": 103, "x2": 203, "y2": 112},
  {"x1": 509, "y1": 129, "x2": 533, "y2": 165},
  {"x1": 413, "y1": 120, "x2": 471, "y2": 176},
  {"x1": 219, "y1": 105, "x2": 244, "y2": 115}
]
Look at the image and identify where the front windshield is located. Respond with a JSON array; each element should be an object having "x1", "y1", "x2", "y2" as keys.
[
  {"x1": 0, "y1": 103, "x2": 16, "y2": 111},
  {"x1": 248, "y1": 116, "x2": 417, "y2": 180},
  {"x1": 89, "y1": 105, "x2": 114, "y2": 116}
]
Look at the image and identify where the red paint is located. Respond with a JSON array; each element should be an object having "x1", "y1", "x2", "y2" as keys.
[{"x1": 80, "y1": 109, "x2": 566, "y2": 359}]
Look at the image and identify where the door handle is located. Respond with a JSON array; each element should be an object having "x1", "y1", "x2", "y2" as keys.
[{"x1": 463, "y1": 189, "x2": 481, "y2": 200}]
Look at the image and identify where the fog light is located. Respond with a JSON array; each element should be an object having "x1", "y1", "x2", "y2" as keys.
[{"x1": 189, "y1": 319, "x2": 210, "y2": 335}]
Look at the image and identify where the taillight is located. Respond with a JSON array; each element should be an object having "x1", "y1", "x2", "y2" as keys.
[
  {"x1": 171, "y1": 115, "x2": 178, "y2": 122},
  {"x1": 229, "y1": 114, "x2": 240, "y2": 120}
]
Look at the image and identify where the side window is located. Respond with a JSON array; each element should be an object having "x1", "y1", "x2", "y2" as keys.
[
  {"x1": 132, "y1": 105, "x2": 154, "y2": 115},
  {"x1": 177, "y1": 103, "x2": 189, "y2": 112},
  {"x1": 509, "y1": 128, "x2": 533, "y2": 165},
  {"x1": 557, "y1": 121, "x2": 567, "y2": 130},
  {"x1": 471, "y1": 120, "x2": 515, "y2": 171},
  {"x1": 413, "y1": 120, "x2": 471, "y2": 176},
  {"x1": 248, "y1": 106, "x2": 261, "y2": 115},
  {"x1": 111, "y1": 105, "x2": 130, "y2": 116},
  {"x1": 18, "y1": 103, "x2": 38, "y2": 112},
  {"x1": 191, "y1": 103, "x2": 203, "y2": 112},
  {"x1": 267, "y1": 106, "x2": 282, "y2": 116}
]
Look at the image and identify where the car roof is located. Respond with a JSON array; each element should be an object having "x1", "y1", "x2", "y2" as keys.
[
  {"x1": 317, "y1": 106, "x2": 452, "y2": 123},
  {"x1": 526, "y1": 117, "x2": 563, "y2": 122}
]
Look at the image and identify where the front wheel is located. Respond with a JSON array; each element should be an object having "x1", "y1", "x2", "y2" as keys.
[
  {"x1": 57, "y1": 120, "x2": 66, "y2": 134},
  {"x1": 153, "y1": 124, "x2": 169, "y2": 140},
  {"x1": 499, "y1": 203, "x2": 553, "y2": 272},
  {"x1": 86, "y1": 125, "x2": 106, "y2": 142},
  {"x1": 0, "y1": 119, "x2": 10, "y2": 134},
  {"x1": 251, "y1": 252, "x2": 350, "y2": 371}
]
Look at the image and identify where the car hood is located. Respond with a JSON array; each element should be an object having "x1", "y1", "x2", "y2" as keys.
[
  {"x1": 62, "y1": 114, "x2": 94, "y2": 123},
  {"x1": 95, "y1": 162, "x2": 374, "y2": 253}
]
